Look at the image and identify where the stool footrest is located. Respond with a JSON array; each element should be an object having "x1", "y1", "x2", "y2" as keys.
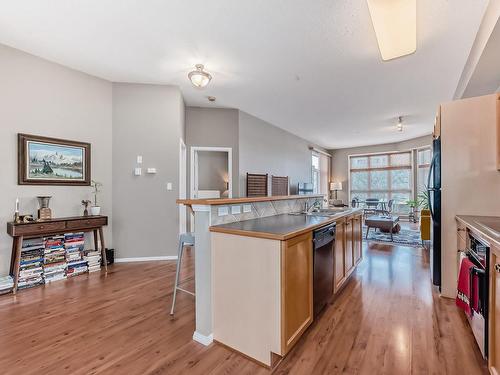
[{"x1": 176, "y1": 287, "x2": 195, "y2": 296}]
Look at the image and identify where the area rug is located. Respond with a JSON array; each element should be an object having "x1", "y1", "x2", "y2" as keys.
[{"x1": 363, "y1": 226, "x2": 423, "y2": 248}]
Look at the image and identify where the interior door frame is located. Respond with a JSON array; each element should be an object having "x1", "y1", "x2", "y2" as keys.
[
  {"x1": 179, "y1": 139, "x2": 187, "y2": 235},
  {"x1": 190, "y1": 146, "x2": 233, "y2": 199}
]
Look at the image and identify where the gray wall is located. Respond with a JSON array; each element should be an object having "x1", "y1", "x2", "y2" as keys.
[
  {"x1": 197, "y1": 151, "x2": 228, "y2": 195},
  {"x1": 238, "y1": 111, "x2": 320, "y2": 196},
  {"x1": 112, "y1": 83, "x2": 184, "y2": 259},
  {"x1": 0, "y1": 44, "x2": 113, "y2": 275},
  {"x1": 330, "y1": 134, "x2": 433, "y2": 203},
  {"x1": 185, "y1": 107, "x2": 239, "y2": 196}
]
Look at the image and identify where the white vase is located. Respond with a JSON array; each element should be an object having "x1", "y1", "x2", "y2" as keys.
[{"x1": 90, "y1": 206, "x2": 101, "y2": 216}]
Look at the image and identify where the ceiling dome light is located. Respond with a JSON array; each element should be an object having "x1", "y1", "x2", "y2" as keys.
[
  {"x1": 397, "y1": 116, "x2": 403, "y2": 132},
  {"x1": 188, "y1": 64, "x2": 212, "y2": 88}
]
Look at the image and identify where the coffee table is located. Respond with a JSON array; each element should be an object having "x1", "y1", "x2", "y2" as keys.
[{"x1": 365, "y1": 215, "x2": 400, "y2": 241}]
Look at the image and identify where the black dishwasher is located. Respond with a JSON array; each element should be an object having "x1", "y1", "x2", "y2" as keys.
[{"x1": 313, "y1": 223, "x2": 335, "y2": 316}]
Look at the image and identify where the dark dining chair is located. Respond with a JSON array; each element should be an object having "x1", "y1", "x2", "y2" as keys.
[{"x1": 363, "y1": 198, "x2": 380, "y2": 219}]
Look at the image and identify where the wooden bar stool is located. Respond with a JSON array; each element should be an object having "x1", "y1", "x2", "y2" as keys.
[{"x1": 170, "y1": 232, "x2": 195, "y2": 315}]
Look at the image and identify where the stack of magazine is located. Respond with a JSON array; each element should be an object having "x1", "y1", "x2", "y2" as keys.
[
  {"x1": 65, "y1": 233, "x2": 88, "y2": 277},
  {"x1": 84, "y1": 250, "x2": 101, "y2": 273},
  {"x1": 19, "y1": 238, "x2": 45, "y2": 289},
  {"x1": 43, "y1": 235, "x2": 67, "y2": 283}
]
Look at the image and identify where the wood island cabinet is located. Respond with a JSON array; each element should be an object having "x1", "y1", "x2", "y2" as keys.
[
  {"x1": 211, "y1": 209, "x2": 364, "y2": 367},
  {"x1": 281, "y1": 232, "x2": 313, "y2": 355},
  {"x1": 353, "y1": 214, "x2": 363, "y2": 266},
  {"x1": 333, "y1": 214, "x2": 363, "y2": 294},
  {"x1": 345, "y1": 216, "x2": 354, "y2": 274},
  {"x1": 334, "y1": 218, "x2": 346, "y2": 293}
]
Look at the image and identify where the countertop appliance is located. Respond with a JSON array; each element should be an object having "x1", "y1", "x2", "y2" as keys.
[
  {"x1": 313, "y1": 223, "x2": 335, "y2": 316},
  {"x1": 466, "y1": 232, "x2": 490, "y2": 358},
  {"x1": 429, "y1": 94, "x2": 500, "y2": 298}
]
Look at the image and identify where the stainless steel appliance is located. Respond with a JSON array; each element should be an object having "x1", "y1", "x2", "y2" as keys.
[
  {"x1": 428, "y1": 137, "x2": 441, "y2": 289},
  {"x1": 313, "y1": 223, "x2": 335, "y2": 316},
  {"x1": 466, "y1": 232, "x2": 490, "y2": 358}
]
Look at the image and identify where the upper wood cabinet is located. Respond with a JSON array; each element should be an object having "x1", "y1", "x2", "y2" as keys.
[
  {"x1": 490, "y1": 245, "x2": 500, "y2": 374},
  {"x1": 281, "y1": 232, "x2": 313, "y2": 355},
  {"x1": 334, "y1": 218, "x2": 346, "y2": 293},
  {"x1": 434, "y1": 106, "x2": 441, "y2": 139}
]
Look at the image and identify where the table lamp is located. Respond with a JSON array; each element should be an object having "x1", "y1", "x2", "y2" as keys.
[{"x1": 330, "y1": 182, "x2": 342, "y2": 200}]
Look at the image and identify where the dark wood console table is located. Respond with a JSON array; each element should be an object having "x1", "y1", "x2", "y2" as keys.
[{"x1": 7, "y1": 215, "x2": 108, "y2": 294}]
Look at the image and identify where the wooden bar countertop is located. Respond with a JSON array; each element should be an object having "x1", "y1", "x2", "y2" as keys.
[
  {"x1": 176, "y1": 194, "x2": 325, "y2": 207},
  {"x1": 456, "y1": 215, "x2": 500, "y2": 246},
  {"x1": 210, "y1": 208, "x2": 362, "y2": 241}
]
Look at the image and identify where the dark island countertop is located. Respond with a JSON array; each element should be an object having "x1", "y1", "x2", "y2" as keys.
[
  {"x1": 456, "y1": 215, "x2": 500, "y2": 246},
  {"x1": 209, "y1": 209, "x2": 362, "y2": 240}
]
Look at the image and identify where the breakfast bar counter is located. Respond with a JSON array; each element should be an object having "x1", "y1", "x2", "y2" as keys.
[{"x1": 210, "y1": 209, "x2": 361, "y2": 240}]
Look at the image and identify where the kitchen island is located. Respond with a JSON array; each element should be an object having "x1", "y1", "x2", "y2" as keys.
[{"x1": 210, "y1": 207, "x2": 363, "y2": 367}]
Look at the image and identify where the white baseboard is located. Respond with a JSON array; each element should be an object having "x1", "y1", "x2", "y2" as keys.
[
  {"x1": 114, "y1": 256, "x2": 178, "y2": 263},
  {"x1": 192, "y1": 331, "x2": 213, "y2": 346}
]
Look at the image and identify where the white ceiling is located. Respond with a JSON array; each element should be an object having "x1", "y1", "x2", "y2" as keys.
[{"x1": 0, "y1": 0, "x2": 490, "y2": 149}]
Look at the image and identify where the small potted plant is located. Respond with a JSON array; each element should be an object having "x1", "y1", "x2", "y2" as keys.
[
  {"x1": 406, "y1": 199, "x2": 418, "y2": 223},
  {"x1": 90, "y1": 180, "x2": 103, "y2": 216}
]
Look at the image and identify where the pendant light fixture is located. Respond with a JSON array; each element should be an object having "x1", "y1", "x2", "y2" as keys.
[
  {"x1": 397, "y1": 116, "x2": 403, "y2": 132},
  {"x1": 188, "y1": 64, "x2": 212, "y2": 88},
  {"x1": 367, "y1": 0, "x2": 416, "y2": 61}
]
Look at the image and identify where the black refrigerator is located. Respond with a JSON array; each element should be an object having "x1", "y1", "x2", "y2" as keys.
[{"x1": 427, "y1": 137, "x2": 441, "y2": 289}]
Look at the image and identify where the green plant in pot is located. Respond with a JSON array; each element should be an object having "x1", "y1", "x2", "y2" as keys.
[{"x1": 90, "y1": 180, "x2": 103, "y2": 216}]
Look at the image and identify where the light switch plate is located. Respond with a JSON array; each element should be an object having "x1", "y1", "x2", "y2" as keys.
[
  {"x1": 218, "y1": 206, "x2": 229, "y2": 216},
  {"x1": 137, "y1": 155, "x2": 143, "y2": 164},
  {"x1": 166, "y1": 182, "x2": 173, "y2": 191},
  {"x1": 134, "y1": 168, "x2": 142, "y2": 176},
  {"x1": 231, "y1": 205, "x2": 241, "y2": 214},
  {"x1": 243, "y1": 204, "x2": 252, "y2": 213},
  {"x1": 147, "y1": 168, "x2": 157, "y2": 174}
]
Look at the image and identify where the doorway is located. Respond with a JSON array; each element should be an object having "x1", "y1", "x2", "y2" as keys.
[{"x1": 190, "y1": 147, "x2": 232, "y2": 200}]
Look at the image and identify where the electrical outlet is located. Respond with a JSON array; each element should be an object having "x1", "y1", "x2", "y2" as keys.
[
  {"x1": 134, "y1": 168, "x2": 142, "y2": 176},
  {"x1": 137, "y1": 155, "x2": 143, "y2": 164},
  {"x1": 147, "y1": 168, "x2": 157, "y2": 174},
  {"x1": 218, "y1": 206, "x2": 229, "y2": 216},
  {"x1": 231, "y1": 205, "x2": 241, "y2": 214},
  {"x1": 243, "y1": 204, "x2": 252, "y2": 213},
  {"x1": 166, "y1": 182, "x2": 173, "y2": 191}
]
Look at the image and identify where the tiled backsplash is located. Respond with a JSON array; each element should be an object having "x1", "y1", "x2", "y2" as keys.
[{"x1": 210, "y1": 196, "x2": 325, "y2": 225}]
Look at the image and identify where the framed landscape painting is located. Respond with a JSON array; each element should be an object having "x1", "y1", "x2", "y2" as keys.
[{"x1": 18, "y1": 134, "x2": 91, "y2": 185}]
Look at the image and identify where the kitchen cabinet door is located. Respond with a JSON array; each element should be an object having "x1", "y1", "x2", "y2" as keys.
[
  {"x1": 353, "y1": 214, "x2": 362, "y2": 265},
  {"x1": 489, "y1": 245, "x2": 500, "y2": 374},
  {"x1": 334, "y1": 219, "x2": 346, "y2": 293},
  {"x1": 281, "y1": 232, "x2": 313, "y2": 355},
  {"x1": 345, "y1": 216, "x2": 354, "y2": 275}
]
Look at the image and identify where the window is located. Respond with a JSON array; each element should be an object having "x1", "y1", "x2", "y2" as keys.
[
  {"x1": 312, "y1": 153, "x2": 320, "y2": 193},
  {"x1": 349, "y1": 151, "x2": 413, "y2": 214},
  {"x1": 417, "y1": 147, "x2": 432, "y2": 197}
]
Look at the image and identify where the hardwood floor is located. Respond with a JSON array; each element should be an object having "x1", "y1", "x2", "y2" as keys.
[{"x1": 0, "y1": 233, "x2": 489, "y2": 374}]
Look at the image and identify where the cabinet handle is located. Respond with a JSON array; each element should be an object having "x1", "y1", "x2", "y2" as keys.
[
  {"x1": 495, "y1": 264, "x2": 500, "y2": 273},
  {"x1": 39, "y1": 225, "x2": 44, "y2": 229}
]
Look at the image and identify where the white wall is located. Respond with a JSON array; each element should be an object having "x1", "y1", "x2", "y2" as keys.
[
  {"x1": 112, "y1": 83, "x2": 184, "y2": 259},
  {"x1": 330, "y1": 135, "x2": 433, "y2": 203},
  {"x1": 0, "y1": 44, "x2": 113, "y2": 275},
  {"x1": 238, "y1": 111, "x2": 321, "y2": 196}
]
